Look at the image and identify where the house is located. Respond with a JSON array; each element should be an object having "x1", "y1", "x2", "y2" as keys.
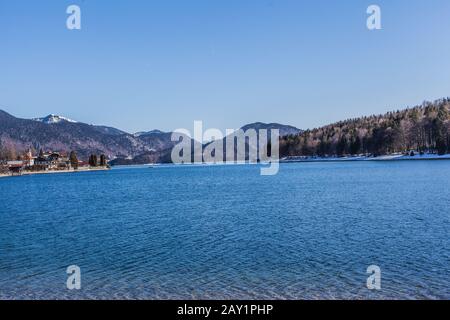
[
  {"x1": 34, "y1": 152, "x2": 66, "y2": 169},
  {"x1": 7, "y1": 161, "x2": 25, "y2": 175},
  {"x1": 34, "y1": 155, "x2": 53, "y2": 168},
  {"x1": 3, "y1": 150, "x2": 78, "y2": 173},
  {"x1": 77, "y1": 160, "x2": 89, "y2": 168},
  {"x1": 23, "y1": 149, "x2": 35, "y2": 167},
  {"x1": 7, "y1": 160, "x2": 24, "y2": 167}
]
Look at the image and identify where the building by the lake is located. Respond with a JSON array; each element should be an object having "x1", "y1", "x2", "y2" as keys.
[{"x1": 0, "y1": 149, "x2": 90, "y2": 175}]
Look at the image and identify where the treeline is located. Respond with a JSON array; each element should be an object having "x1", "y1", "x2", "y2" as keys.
[
  {"x1": 280, "y1": 99, "x2": 450, "y2": 157},
  {"x1": 0, "y1": 143, "x2": 19, "y2": 161},
  {"x1": 88, "y1": 154, "x2": 107, "y2": 167}
]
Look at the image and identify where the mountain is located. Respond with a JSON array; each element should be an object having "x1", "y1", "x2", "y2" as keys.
[
  {"x1": 0, "y1": 110, "x2": 302, "y2": 164},
  {"x1": 93, "y1": 125, "x2": 128, "y2": 136},
  {"x1": 109, "y1": 131, "x2": 182, "y2": 165},
  {"x1": 240, "y1": 122, "x2": 302, "y2": 136},
  {"x1": 0, "y1": 111, "x2": 176, "y2": 161},
  {"x1": 33, "y1": 114, "x2": 127, "y2": 136},
  {"x1": 213, "y1": 123, "x2": 302, "y2": 161},
  {"x1": 280, "y1": 98, "x2": 450, "y2": 157},
  {"x1": 134, "y1": 130, "x2": 165, "y2": 137},
  {"x1": 4, "y1": 99, "x2": 447, "y2": 165},
  {"x1": 32, "y1": 114, "x2": 78, "y2": 124}
]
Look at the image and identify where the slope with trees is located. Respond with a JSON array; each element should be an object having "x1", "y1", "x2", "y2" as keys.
[{"x1": 280, "y1": 99, "x2": 450, "y2": 158}]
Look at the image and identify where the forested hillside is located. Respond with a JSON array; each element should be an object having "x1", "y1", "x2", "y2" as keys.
[
  {"x1": 2, "y1": 98, "x2": 449, "y2": 162},
  {"x1": 280, "y1": 99, "x2": 450, "y2": 157}
]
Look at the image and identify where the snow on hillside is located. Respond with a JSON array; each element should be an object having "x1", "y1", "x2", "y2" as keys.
[{"x1": 32, "y1": 114, "x2": 78, "y2": 124}]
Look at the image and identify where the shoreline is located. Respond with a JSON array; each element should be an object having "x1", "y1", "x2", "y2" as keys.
[
  {"x1": 2, "y1": 154, "x2": 450, "y2": 177},
  {"x1": 0, "y1": 167, "x2": 109, "y2": 178},
  {"x1": 111, "y1": 154, "x2": 450, "y2": 167},
  {"x1": 281, "y1": 154, "x2": 450, "y2": 163}
]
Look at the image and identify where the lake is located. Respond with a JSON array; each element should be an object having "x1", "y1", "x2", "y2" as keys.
[{"x1": 0, "y1": 161, "x2": 449, "y2": 299}]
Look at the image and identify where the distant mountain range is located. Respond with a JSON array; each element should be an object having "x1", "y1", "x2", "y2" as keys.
[
  {"x1": 2, "y1": 98, "x2": 449, "y2": 165},
  {"x1": 240, "y1": 122, "x2": 302, "y2": 137},
  {"x1": 0, "y1": 110, "x2": 301, "y2": 164}
]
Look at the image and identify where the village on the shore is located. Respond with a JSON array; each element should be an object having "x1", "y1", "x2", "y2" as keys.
[{"x1": 0, "y1": 149, "x2": 109, "y2": 177}]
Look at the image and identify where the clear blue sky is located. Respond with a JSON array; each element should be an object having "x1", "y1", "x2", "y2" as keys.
[{"x1": 1, "y1": 0, "x2": 450, "y2": 133}]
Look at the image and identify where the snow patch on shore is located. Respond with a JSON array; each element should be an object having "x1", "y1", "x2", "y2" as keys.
[{"x1": 282, "y1": 153, "x2": 450, "y2": 162}]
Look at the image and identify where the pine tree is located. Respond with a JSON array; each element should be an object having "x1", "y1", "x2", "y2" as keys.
[
  {"x1": 88, "y1": 154, "x2": 98, "y2": 167},
  {"x1": 99, "y1": 154, "x2": 107, "y2": 166},
  {"x1": 69, "y1": 151, "x2": 79, "y2": 170},
  {"x1": 350, "y1": 136, "x2": 361, "y2": 155},
  {"x1": 336, "y1": 136, "x2": 348, "y2": 156}
]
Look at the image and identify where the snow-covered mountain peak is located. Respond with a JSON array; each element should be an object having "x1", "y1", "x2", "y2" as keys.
[{"x1": 32, "y1": 114, "x2": 78, "y2": 124}]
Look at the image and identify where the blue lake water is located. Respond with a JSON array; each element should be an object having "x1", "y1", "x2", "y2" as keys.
[{"x1": 0, "y1": 161, "x2": 449, "y2": 299}]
